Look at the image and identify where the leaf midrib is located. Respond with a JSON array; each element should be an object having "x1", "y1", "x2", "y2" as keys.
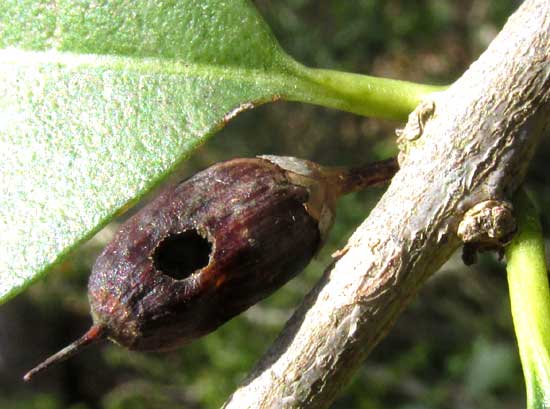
[{"x1": 0, "y1": 48, "x2": 303, "y2": 87}]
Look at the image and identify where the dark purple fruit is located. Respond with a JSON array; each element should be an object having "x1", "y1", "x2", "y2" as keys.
[{"x1": 24, "y1": 155, "x2": 398, "y2": 381}]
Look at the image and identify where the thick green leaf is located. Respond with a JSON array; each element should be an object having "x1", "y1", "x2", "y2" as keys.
[
  {"x1": 0, "y1": 0, "x2": 441, "y2": 304},
  {"x1": 0, "y1": 0, "x2": 298, "y2": 303}
]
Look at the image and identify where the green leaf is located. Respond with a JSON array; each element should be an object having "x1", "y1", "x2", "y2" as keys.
[
  {"x1": 0, "y1": 0, "x2": 442, "y2": 304},
  {"x1": 506, "y1": 190, "x2": 550, "y2": 409}
]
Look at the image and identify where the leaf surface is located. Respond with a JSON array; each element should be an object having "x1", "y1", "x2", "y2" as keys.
[
  {"x1": 0, "y1": 0, "x2": 441, "y2": 303},
  {"x1": 0, "y1": 0, "x2": 305, "y2": 303}
]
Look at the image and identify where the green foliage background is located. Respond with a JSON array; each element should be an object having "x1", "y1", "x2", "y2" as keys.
[{"x1": 2, "y1": 0, "x2": 544, "y2": 408}]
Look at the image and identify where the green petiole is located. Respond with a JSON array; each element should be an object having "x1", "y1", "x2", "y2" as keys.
[
  {"x1": 506, "y1": 189, "x2": 550, "y2": 409},
  {"x1": 286, "y1": 61, "x2": 447, "y2": 121}
]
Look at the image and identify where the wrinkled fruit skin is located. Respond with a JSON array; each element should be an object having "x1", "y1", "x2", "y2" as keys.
[{"x1": 88, "y1": 158, "x2": 321, "y2": 351}]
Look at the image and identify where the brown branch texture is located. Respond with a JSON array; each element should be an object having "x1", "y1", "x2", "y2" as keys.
[{"x1": 223, "y1": 1, "x2": 550, "y2": 408}]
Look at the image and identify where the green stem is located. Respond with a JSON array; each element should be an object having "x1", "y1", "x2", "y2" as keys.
[
  {"x1": 286, "y1": 63, "x2": 447, "y2": 121},
  {"x1": 506, "y1": 189, "x2": 550, "y2": 409}
]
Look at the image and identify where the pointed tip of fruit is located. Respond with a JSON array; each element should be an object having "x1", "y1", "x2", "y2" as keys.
[{"x1": 23, "y1": 325, "x2": 105, "y2": 382}]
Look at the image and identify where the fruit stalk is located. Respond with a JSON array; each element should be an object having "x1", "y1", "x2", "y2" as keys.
[{"x1": 327, "y1": 157, "x2": 399, "y2": 196}]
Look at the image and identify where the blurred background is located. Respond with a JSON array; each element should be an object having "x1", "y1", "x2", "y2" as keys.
[{"x1": 3, "y1": 0, "x2": 548, "y2": 408}]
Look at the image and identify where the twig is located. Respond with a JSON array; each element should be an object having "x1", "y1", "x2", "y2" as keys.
[{"x1": 223, "y1": 1, "x2": 550, "y2": 408}]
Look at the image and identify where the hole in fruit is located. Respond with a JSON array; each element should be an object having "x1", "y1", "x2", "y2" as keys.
[{"x1": 153, "y1": 229, "x2": 212, "y2": 280}]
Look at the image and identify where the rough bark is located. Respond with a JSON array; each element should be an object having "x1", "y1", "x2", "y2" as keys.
[{"x1": 223, "y1": 1, "x2": 550, "y2": 408}]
